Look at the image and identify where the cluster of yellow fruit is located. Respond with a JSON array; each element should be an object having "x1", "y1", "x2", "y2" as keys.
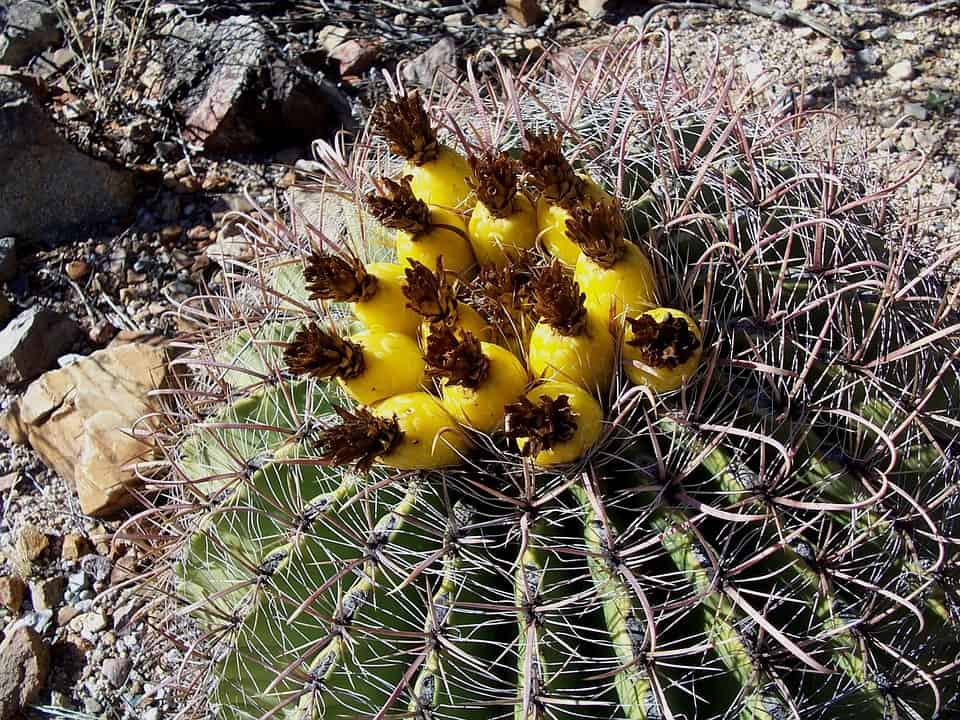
[{"x1": 283, "y1": 92, "x2": 703, "y2": 472}]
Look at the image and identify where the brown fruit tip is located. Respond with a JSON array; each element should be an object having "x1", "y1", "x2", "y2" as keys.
[
  {"x1": 566, "y1": 197, "x2": 626, "y2": 268},
  {"x1": 504, "y1": 393, "x2": 578, "y2": 457},
  {"x1": 316, "y1": 406, "x2": 402, "y2": 471},
  {"x1": 370, "y1": 90, "x2": 439, "y2": 165},
  {"x1": 532, "y1": 261, "x2": 587, "y2": 336},
  {"x1": 284, "y1": 323, "x2": 365, "y2": 380},
  {"x1": 304, "y1": 253, "x2": 379, "y2": 302},
  {"x1": 468, "y1": 150, "x2": 520, "y2": 217},
  {"x1": 366, "y1": 176, "x2": 431, "y2": 234},
  {"x1": 626, "y1": 313, "x2": 701, "y2": 368},
  {"x1": 520, "y1": 132, "x2": 583, "y2": 206},
  {"x1": 402, "y1": 257, "x2": 459, "y2": 323},
  {"x1": 425, "y1": 325, "x2": 489, "y2": 389}
]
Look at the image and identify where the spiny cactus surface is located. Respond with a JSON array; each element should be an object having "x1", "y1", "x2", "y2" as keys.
[{"x1": 146, "y1": 34, "x2": 960, "y2": 720}]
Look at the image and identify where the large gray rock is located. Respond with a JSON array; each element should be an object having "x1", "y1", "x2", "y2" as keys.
[
  {"x1": 0, "y1": 0, "x2": 60, "y2": 67},
  {"x1": 173, "y1": 15, "x2": 352, "y2": 153},
  {"x1": 0, "y1": 625, "x2": 50, "y2": 719},
  {"x1": 0, "y1": 307, "x2": 80, "y2": 384},
  {"x1": 0, "y1": 77, "x2": 136, "y2": 242}
]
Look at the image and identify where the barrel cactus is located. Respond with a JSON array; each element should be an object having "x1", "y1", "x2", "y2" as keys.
[{"x1": 147, "y1": 34, "x2": 960, "y2": 720}]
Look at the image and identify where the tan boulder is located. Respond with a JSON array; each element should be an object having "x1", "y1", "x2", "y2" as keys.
[{"x1": 2, "y1": 342, "x2": 169, "y2": 517}]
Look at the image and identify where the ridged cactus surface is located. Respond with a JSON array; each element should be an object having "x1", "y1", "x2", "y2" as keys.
[{"x1": 151, "y1": 36, "x2": 960, "y2": 720}]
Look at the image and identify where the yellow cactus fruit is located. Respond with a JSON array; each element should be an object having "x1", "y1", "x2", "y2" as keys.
[
  {"x1": 283, "y1": 323, "x2": 424, "y2": 405},
  {"x1": 521, "y1": 132, "x2": 612, "y2": 266},
  {"x1": 504, "y1": 381, "x2": 603, "y2": 466},
  {"x1": 466, "y1": 151, "x2": 538, "y2": 268},
  {"x1": 401, "y1": 258, "x2": 493, "y2": 346},
  {"x1": 366, "y1": 176, "x2": 476, "y2": 278},
  {"x1": 568, "y1": 198, "x2": 657, "y2": 321},
  {"x1": 371, "y1": 91, "x2": 474, "y2": 210},
  {"x1": 527, "y1": 262, "x2": 614, "y2": 393},
  {"x1": 622, "y1": 308, "x2": 703, "y2": 392},
  {"x1": 317, "y1": 397, "x2": 469, "y2": 471},
  {"x1": 302, "y1": 253, "x2": 421, "y2": 337},
  {"x1": 424, "y1": 325, "x2": 528, "y2": 434}
]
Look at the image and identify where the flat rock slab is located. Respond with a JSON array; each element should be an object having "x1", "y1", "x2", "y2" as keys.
[
  {"x1": 3, "y1": 342, "x2": 171, "y2": 516},
  {"x1": 0, "y1": 307, "x2": 80, "y2": 385},
  {"x1": 0, "y1": 77, "x2": 136, "y2": 242}
]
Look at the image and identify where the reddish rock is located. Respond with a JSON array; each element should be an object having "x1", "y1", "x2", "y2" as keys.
[
  {"x1": 402, "y1": 36, "x2": 457, "y2": 88},
  {"x1": 506, "y1": 0, "x2": 545, "y2": 27},
  {"x1": 61, "y1": 533, "x2": 92, "y2": 561},
  {"x1": 0, "y1": 626, "x2": 50, "y2": 717},
  {"x1": 0, "y1": 576, "x2": 26, "y2": 613},
  {"x1": 330, "y1": 39, "x2": 379, "y2": 76}
]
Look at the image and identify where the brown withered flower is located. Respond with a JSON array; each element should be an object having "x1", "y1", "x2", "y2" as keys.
[
  {"x1": 473, "y1": 260, "x2": 536, "y2": 337},
  {"x1": 565, "y1": 198, "x2": 627, "y2": 268},
  {"x1": 468, "y1": 150, "x2": 520, "y2": 217},
  {"x1": 370, "y1": 91, "x2": 439, "y2": 166},
  {"x1": 366, "y1": 177, "x2": 431, "y2": 235},
  {"x1": 304, "y1": 252, "x2": 379, "y2": 302},
  {"x1": 316, "y1": 406, "x2": 402, "y2": 472},
  {"x1": 403, "y1": 257, "x2": 459, "y2": 323},
  {"x1": 424, "y1": 325, "x2": 490, "y2": 389},
  {"x1": 531, "y1": 261, "x2": 587, "y2": 336},
  {"x1": 520, "y1": 132, "x2": 584, "y2": 207},
  {"x1": 504, "y1": 394, "x2": 578, "y2": 457},
  {"x1": 284, "y1": 323, "x2": 365, "y2": 380},
  {"x1": 626, "y1": 313, "x2": 701, "y2": 369}
]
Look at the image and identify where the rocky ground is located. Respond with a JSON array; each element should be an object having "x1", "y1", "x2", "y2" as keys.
[{"x1": 0, "y1": 0, "x2": 956, "y2": 718}]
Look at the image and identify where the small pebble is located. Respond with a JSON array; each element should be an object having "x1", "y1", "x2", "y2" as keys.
[{"x1": 65, "y1": 260, "x2": 90, "y2": 280}]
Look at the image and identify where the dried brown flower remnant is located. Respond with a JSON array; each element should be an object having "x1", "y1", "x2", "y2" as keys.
[
  {"x1": 532, "y1": 262, "x2": 587, "y2": 336},
  {"x1": 366, "y1": 177, "x2": 431, "y2": 234},
  {"x1": 626, "y1": 313, "x2": 701, "y2": 368},
  {"x1": 403, "y1": 258, "x2": 459, "y2": 323},
  {"x1": 521, "y1": 132, "x2": 583, "y2": 207},
  {"x1": 304, "y1": 253, "x2": 379, "y2": 302},
  {"x1": 504, "y1": 393, "x2": 578, "y2": 457},
  {"x1": 284, "y1": 323, "x2": 365, "y2": 380},
  {"x1": 316, "y1": 406, "x2": 402, "y2": 471},
  {"x1": 425, "y1": 326, "x2": 489, "y2": 389},
  {"x1": 475, "y1": 261, "x2": 535, "y2": 332},
  {"x1": 370, "y1": 91, "x2": 439, "y2": 165},
  {"x1": 566, "y1": 198, "x2": 627, "y2": 268},
  {"x1": 468, "y1": 151, "x2": 520, "y2": 216}
]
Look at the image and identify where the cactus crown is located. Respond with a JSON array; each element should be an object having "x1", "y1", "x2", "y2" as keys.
[
  {"x1": 283, "y1": 322, "x2": 365, "y2": 380},
  {"x1": 626, "y1": 313, "x2": 700, "y2": 368},
  {"x1": 532, "y1": 261, "x2": 587, "y2": 335},
  {"x1": 365, "y1": 176, "x2": 430, "y2": 233},
  {"x1": 504, "y1": 393, "x2": 578, "y2": 456},
  {"x1": 468, "y1": 150, "x2": 521, "y2": 216},
  {"x1": 566, "y1": 197, "x2": 627, "y2": 267},
  {"x1": 303, "y1": 252, "x2": 378, "y2": 302},
  {"x1": 425, "y1": 326, "x2": 489, "y2": 389},
  {"x1": 370, "y1": 90, "x2": 438, "y2": 165}
]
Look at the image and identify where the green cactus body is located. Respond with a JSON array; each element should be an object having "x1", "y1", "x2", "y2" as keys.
[{"x1": 145, "y1": 36, "x2": 960, "y2": 720}]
